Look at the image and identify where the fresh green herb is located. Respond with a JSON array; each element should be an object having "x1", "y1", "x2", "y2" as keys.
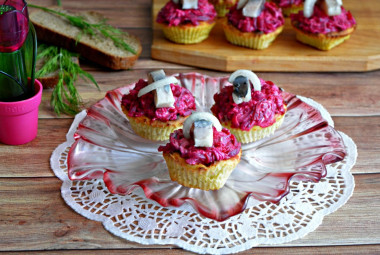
[
  {"x1": 56, "y1": 0, "x2": 62, "y2": 6},
  {"x1": 28, "y1": 4, "x2": 137, "y2": 55},
  {"x1": 36, "y1": 44, "x2": 99, "y2": 116}
]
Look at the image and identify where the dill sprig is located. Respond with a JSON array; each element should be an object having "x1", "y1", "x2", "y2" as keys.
[
  {"x1": 28, "y1": 4, "x2": 137, "y2": 55},
  {"x1": 36, "y1": 44, "x2": 99, "y2": 116}
]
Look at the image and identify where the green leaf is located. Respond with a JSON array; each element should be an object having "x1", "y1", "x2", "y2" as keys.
[{"x1": 37, "y1": 44, "x2": 98, "y2": 116}]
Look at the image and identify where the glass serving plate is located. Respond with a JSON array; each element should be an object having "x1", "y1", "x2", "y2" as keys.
[{"x1": 67, "y1": 72, "x2": 347, "y2": 221}]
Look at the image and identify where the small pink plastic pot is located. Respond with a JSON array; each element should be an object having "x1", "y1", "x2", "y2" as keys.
[{"x1": 0, "y1": 79, "x2": 42, "y2": 145}]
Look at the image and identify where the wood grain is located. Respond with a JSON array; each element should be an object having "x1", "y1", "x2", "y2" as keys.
[
  {"x1": 0, "y1": 174, "x2": 379, "y2": 251},
  {"x1": 2, "y1": 245, "x2": 380, "y2": 255},
  {"x1": 151, "y1": 0, "x2": 380, "y2": 72},
  {"x1": 0, "y1": 119, "x2": 72, "y2": 178},
  {"x1": 5, "y1": 246, "x2": 380, "y2": 255},
  {"x1": 1, "y1": 0, "x2": 378, "y2": 254},
  {"x1": 29, "y1": 0, "x2": 153, "y2": 28},
  {"x1": 0, "y1": 115, "x2": 378, "y2": 178},
  {"x1": 334, "y1": 117, "x2": 380, "y2": 174},
  {"x1": 37, "y1": 68, "x2": 380, "y2": 118}
]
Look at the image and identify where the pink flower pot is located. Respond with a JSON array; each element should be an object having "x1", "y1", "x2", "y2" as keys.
[{"x1": 0, "y1": 79, "x2": 42, "y2": 145}]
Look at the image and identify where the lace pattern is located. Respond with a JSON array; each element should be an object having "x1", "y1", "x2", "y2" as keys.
[{"x1": 51, "y1": 97, "x2": 356, "y2": 254}]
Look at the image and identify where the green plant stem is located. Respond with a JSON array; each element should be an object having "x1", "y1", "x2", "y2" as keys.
[
  {"x1": 28, "y1": 4, "x2": 137, "y2": 55},
  {"x1": 36, "y1": 44, "x2": 99, "y2": 116}
]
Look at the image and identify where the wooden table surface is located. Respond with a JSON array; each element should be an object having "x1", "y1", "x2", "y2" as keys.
[{"x1": 1, "y1": 0, "x2": 379, "y2": 254}]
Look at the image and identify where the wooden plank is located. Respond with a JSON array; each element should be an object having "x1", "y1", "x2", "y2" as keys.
[
  {"x1": 28, "y1": 0, "x2": 153, "y2": 60},
  {"x1": 0, "y1": 174, "x2": 379, "y2": 251},
  {"x1": 334, "y1": 117, "x2": 380, "y2": 174},
  {"x1": 28, "y1": 0, "x2": 152, "y2": 28},
  {"x1": 0, "y1": 118, "x2": 377, "y2": 178},
  {"x1": 37, "y1": 68, "x2": 380, "y2": 118},
  {"x1": 133, "y1": 59, "x2": 194, "y2": 70},
  {"x1": 4, "y1": 245, "x2": 380, "y2": 254},
  {"x1": 151, "y1": 0, "x2": 380, "y2": 72},
  {"x1": 2, "y1": 245, "x2": 380, "y2": 254},
  {"x1": 0, "y1": 116, "x2": 378, "y2": 177},
  {"x1": 0, "y1": 119, "x2": 73, "y2": 178}
]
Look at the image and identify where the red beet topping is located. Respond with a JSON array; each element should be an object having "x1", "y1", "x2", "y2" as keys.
[
  {"x1": 210, "y1": 0, "x2": 236, "y2": 5},
  {"x1": 211, "y1": 79, "x2": 285, "y2": 131},
  {"x1": 121, "y1": 79, "x2": 196, "y2": 122},
  {"x1": 272, "y1": 0, "x2": 303, "y2": 8},
  {"x1": 227, "y1": 2, "x2": 284, "y2": 34},
  {"x1": 290, "y1": 5, "x2": 356, "y2": 34},
  {"x1": 156, "y1": 0, "x2": 217, "y2": 27},
  {"x1": 158, "y1": 127, "x2": 241, "y2": 165}
]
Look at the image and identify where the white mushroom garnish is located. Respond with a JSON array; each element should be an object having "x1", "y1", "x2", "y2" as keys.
[
  {"x1": 228, "y1": 70, "x2": 261, "y2": 104},
  {"x1": 138, "y1": 70, "x2": 177, "y2": 108},
  {"x1": 304, "y1": 0, "x2": 342, "y2": 18},
  {"x1": 183, "y1": 112, "x2": 222, "y2": 147},
  {"x1": 193, "y1": 120, "x2": 214, "y2": 147},
  {"x1": 237, "y1": 0, "x2": 265, "y2": 18},
  {"x1": 322, "y1": 0, "x2": 343, "y2": 16},
  {"x1": 172, "y1": 0, "x2": 198, "y2": 9},
  {"x1": 303, "y1": 0, "x2": 317, "y2": 18}
]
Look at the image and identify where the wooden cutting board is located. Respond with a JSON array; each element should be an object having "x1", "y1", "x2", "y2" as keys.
[{"x1": 151, "y1": 0, "x2": 380, "y2": 72}]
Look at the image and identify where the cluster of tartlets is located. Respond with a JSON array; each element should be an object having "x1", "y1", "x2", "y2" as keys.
[
  {"x1": 156, "y1": 0, "x2": 356, "y2": 50},
  {"x1": 121, "y1": 69, "x2": 287, "y2": 191}
]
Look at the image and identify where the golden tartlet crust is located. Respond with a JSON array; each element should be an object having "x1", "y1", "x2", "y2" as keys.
[
  {"x1": 291, "y1": 21, "x2": 356, "y2": 50},
  {"x1": 159, "y1": 21, "x2": 216, "y2": 44},
  {"x1": 222, "y1": 112, "x2": 286, "y2": 144},
  {"x1": 222, "y1": 18, "x2": 284, "y2": 50},
  {"x1": 163, "y1": 149, "x2": 242, "y2": 190},
  {"x1": 121, "y1": 104, "x2": 188, "y2": 141}
]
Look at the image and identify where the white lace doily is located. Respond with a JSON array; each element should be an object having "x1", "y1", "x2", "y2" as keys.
[{"x1": 50, "y1": 97, "x2": 357, "y2": 254}]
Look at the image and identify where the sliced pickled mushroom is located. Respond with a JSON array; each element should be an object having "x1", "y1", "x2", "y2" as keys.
[
  {"x1": 322, "y1": 0, "x2": 342, "y2": 16},
  {"x1": 172, "y1": 0, "x2": 198, "y2": 9},
  {"x1": 183, "y1": 112, "x2": 222, "y2": 147},
  {"x1": 240, "y1": 0, "x2": 265, "y2": 18},
  {"x1": 138, "y1": 71, "x2": 177, "y2": 108},
  {"x1": 228, "y1": 69, "x2": 261, "y2": 104},
  {"x1": 232, "y1": 75, "x2": 250, "y2": 104},
  {"x1": 303, "y1": 0, "x2": 318, "y2": 18},
  {"x1": 304, "y1": 0, "x2": 342, "y2": 18},
  {"x1": 193, "y1": 120, "x2": 213, "y2": 147}
]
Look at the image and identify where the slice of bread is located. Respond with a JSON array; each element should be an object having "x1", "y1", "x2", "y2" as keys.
[{"x1": 30, "y1": 8, "x2": 142, "y2": 70}]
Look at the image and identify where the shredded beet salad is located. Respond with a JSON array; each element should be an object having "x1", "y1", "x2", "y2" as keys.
[
  {"x1": 227, "y1": 2, "x2": 284, "y2": 34},
  {"x1": 272, "y1": 0, "x2": 303, "y2": 8},
  {"x1": 211, "y1": 79, "x2": 285, "y2": 131},
  {"x1": 121, "y1": 79, "x2": 196, "y2": 122},
  {"x1": 156, "y1": 0, "x2": 217, "y2": 27},
  {"x1": 290, "y1": 5, "x2": 356, "y2": 34},
  {"x1": 158, "y1": 127, "x2": 241, "y2": 165}
]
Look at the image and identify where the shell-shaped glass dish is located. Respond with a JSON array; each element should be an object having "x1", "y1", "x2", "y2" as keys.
[{"x1": 67, "y1": 72, "x2": 346, "y2": 221}]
